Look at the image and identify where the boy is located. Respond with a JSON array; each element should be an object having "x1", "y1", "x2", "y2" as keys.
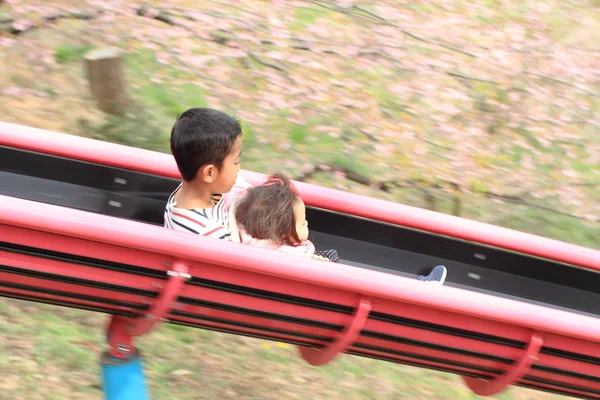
[{"x1": 164, "y1": 107, "x2": 251, "y2": 239}]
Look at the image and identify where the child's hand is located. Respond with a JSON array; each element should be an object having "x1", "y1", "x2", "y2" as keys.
[{"x1": 312, "y1": 254, "x2": 330, "y2": 262}]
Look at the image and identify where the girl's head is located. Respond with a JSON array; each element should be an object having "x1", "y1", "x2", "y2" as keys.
[{"x1": 235, "y1": 174, "x2": 308, "y2": 245}]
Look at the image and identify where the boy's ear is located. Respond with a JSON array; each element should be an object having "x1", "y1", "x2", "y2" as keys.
[{"x1": 199, "y1": 164, "x2": 218, "y2": 183}]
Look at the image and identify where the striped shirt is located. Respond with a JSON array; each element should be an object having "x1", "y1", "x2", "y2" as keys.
[{"x1": 164, "y1": 176, "x2": 252, "y2": 240}]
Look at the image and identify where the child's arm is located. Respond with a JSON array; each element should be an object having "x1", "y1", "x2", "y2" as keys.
[
  {"x1": 224, "y1": 174, "x2": 253, "y2": 243},
  {"x1": 222, "y1": 174, "x2": 253, "y2": 210}
]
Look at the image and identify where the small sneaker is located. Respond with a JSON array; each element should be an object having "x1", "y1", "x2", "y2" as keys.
[{"x1": 417, "y1": 265, "x2": 447, "y2": 285}]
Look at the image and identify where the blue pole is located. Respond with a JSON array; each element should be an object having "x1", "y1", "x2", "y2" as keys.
[{"x1": 101, "y1": 350, "x2": 149, "y2": 400}]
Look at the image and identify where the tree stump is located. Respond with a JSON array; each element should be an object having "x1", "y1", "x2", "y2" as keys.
[{"x1": 84, "y1": 47, "x2": 130, "y2": 116}]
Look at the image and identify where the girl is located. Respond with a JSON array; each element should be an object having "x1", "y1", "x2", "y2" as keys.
[
  {"x1": 231, "y1": 173, "x2": 338, "y2": 262},
  {"x1": 230, "y1": 173, "x2": 447, "y2": 284}
]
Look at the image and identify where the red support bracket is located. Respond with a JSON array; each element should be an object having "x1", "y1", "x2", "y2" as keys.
[
  {"x1": 106, "y1": 314, "x2": 135, "y2": 359},
  {"x1": 106, "y1": 260, "x2": 190, "y2": 359},
  {"x1": 127, "y1": 260, "x2": 189, "y2": 336},
  {"x1": 298, "y1": 297, "x2": 371, "y2": 366},
  {"x1": 462, "y1": 330, "x2": 544, "y2": 396}
]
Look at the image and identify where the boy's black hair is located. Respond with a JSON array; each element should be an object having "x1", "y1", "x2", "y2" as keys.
[{"x1": 170, "y1": 108, "x2": 242, "y2": 182}]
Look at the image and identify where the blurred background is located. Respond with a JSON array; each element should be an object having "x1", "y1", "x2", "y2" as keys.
[{"x1": 0, "y1": 0, "x2": 598, "y2": 399}]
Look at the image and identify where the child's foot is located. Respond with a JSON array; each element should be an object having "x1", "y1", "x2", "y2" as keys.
[{"x1": 417, "y1": 265, "x2": 447, "y2": 285}]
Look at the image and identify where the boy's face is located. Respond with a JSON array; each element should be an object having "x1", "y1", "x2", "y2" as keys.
[
  {"x1": 213, "y1": 135, "x2": 242, "y2": 193},
  {"x1": 293, "y1": 198, "x2": 309, "y2": 242}
]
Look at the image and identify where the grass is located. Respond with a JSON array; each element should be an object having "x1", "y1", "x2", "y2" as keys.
[
  {"x1": 498, "y1": 209, "x2": 600, "y2": 249},
  {"x1": 54, "y1": 44, "x2": 93, "y2": 64},
  {"x1": 291, "y1": 6, "x2": 336, "y2": 29}
]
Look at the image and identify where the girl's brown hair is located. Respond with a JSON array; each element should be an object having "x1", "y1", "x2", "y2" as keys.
[{"x1": 235, "y1": 173, "x2": 301, "y2": 246}]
